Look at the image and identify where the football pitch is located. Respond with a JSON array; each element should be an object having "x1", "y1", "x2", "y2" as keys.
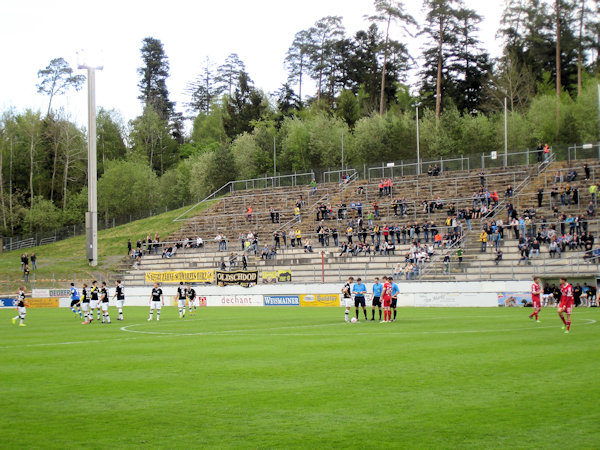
[{"x1": 1, "y1": 306, "x2": 599, "y2": 449}]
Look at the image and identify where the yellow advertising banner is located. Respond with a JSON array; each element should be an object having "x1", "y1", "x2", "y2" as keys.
[
  {"x1": 299, "y1": 294, "x2": 340, "y2": 307},
  {"x1": 262, "y1": 270, "x2": 292, "y2": 284},
  {"x1": 28, "y1": 297, "x2": 59, "y2": 308},
  {"x1": 145, "y1": 270, "x2": 214, "y2": 283}
]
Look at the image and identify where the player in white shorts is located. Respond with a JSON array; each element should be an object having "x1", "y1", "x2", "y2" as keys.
[
  {"x1": 89, "y1": 280, "x2": 100, "y2": 323},
  {"x1": 112, "y1": 280, "x2": 125, "y2": 320},
  {"x1": 80, "y1": 283, "x2": 91, "y2": 324},
  {"x1": 99, "y1": 281, "x2": 111, "y2": 323},
  {"x1": 186, "y1": 284, "x2": 197, "y2": 315},
  {"x1": 12, "y1": 286, "x2": 28, "y2": 326},
  {"x1": 148, "y1": 283, "x2": 164, "y2": 321},
  {"x1": 176, "y1": 282, "x2": 186, "y2": 318},
  {"x1": 341, "y1": 276, "x2": 354, "y2": 322}
]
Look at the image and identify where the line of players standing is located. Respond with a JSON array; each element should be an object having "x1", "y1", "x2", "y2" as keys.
[
  {"x1": 69, "y1": 280, "x2": 125, "y2": 324},
  {"x1": 342, "y1": 276, "x2": 399, "y2": 323}
]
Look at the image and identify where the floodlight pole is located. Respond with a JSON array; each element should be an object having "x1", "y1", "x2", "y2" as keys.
[
  {"x1": 416, "y1": 105, "x2": 421, "y2": 176},
  {"x1": 504, "y1": 97, "x2": 508, "y2": 167},
  {"x1": 80, "y1": 64, "x2": 101, "y2": 266}
]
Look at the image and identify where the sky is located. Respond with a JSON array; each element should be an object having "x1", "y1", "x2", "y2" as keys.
[{"x1": 0, "y1": 0, "x2": 505, "y2": 128}]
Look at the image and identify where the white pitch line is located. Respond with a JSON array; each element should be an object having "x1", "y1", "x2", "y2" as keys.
[
  {"x1": 0, "y1": 336, "x2": 140, "y2": 350},
  {"x1": 2, "y1": 319, "x2": 595, "y2": 350},
  {"x1": 120, "y1": 318, "x2": 597, "y2": 337},
  {"x1": 119, "y1": 321, "x2": 343, "y2": 336}
]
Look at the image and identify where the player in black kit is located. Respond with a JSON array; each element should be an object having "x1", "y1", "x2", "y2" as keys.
[
  {"x1": 112, "y1": 280, "x2": 125, "y2": 320},
  {"x1": 12, "y1": 287, "x2": 28, "y2": 326},
  {"x1": 99, "y1": 281, "x2": 111, "y2": 324},
  {"x1": 148, "y1": 283, "x2": 164, "y2": 321},
  {"x1": 81, "y1": 283, "x2": 91, "y2": 324},
  {"x1": 177, "y1": 282, "x2": 187, "y2": 318},
  {"x1": 186, "y1": 283, "x2": 197, "y2": 315}
]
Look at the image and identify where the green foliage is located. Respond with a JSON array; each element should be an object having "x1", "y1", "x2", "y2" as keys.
[
  {"x1": 97, "y1": 159, "x2": 159, "y2": 219},
  {"x1": 191, "y1": 108, "x2": 227, "y2": 150},
  {"x1": 36, "y1": 57, "x2": 85, "y2": 115},
  {"x1": 22, "y1": 196, "x2": 63, "y2": 233},
  {"x1": 137, "y1": 37, "x2": 174, "y2": 122},
  {"x1": 335, "y1": 90, "x2": 360, "y2": 127},
  {"x1": 129, "y1": 105, "x2": 178, "y2": 175}
]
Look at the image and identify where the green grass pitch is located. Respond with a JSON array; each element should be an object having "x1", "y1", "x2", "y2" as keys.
[{"x1": 1, "y1": 306, "x2": 599, "y2": 448}]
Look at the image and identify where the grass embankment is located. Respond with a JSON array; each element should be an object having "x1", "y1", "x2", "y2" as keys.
[{"x1": 0, "y1": 202, "x2": 213, "y2": 292}]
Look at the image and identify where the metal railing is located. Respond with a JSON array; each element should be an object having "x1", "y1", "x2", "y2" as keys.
[{"x1": 173, "y1": 172, "x2": 316, "y2": 222}]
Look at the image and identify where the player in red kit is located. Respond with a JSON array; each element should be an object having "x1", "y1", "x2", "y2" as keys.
[
  {"x1": 558, "y1": 277, "x2": 574, "y2": 333},
  {"x1": 528, "y1": 276, "x2": 542, "y2": 323},
  {"x1": 381, "y1": 276, "x2": 392, "y2": 323}
]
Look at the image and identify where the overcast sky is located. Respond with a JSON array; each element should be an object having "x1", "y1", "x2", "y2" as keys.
[{"x1": 0, "y1": 0, "x2": 504, "y2": 127}]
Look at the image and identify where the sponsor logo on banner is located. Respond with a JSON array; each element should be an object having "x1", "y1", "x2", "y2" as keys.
[
  {"x1": 205, "y1": 295, "x2": 263, "y2": 306},
  {"x1": 262, "y1": 270, "x2": 292, "y2": 284},
  {"x1": 28, "y1": 298, "x2": 59, "y2": 308},
  {"x1": 300, "y1": 294, "x2": 340, "y2": 307},
  {"x1": 498, "y1": 292, "x2": 530, "y2": 307},
  {"x1": 0, "y1": 298, "x2": 18, "y2": 308},
  {"x1": 145, "y1": 270, "x2": 214, "y2": 283},
  {"x1": 216, "y1": 270, "x2": 258, "y2": 287},
  {"x1": 197, "y1": 296, "x2": 207, "y2": 307},
  {"x1": 264, "y1": 295, "x2": 300, "y2": 306},
  {"x1": 49, "y1": 289, "x2": 70, "y2": 297},
  {"x1": 32, "y1": 289, "x2": 50, "y2": 298}
]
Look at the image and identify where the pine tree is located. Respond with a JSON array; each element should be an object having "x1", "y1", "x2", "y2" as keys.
[{"x1": 137, "y1": 37, "x2": 174, "y2": 122}]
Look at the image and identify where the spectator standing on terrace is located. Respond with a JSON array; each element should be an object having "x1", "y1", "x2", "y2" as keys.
[
  {"x1": 479, "y1": 170, "x2": 485, "y2": 187},
  {"x1": 246, "y1": 206, "x2": 253, "y2": 221},
  {"x1": 589, "y1": 183, "x2": 597, "y2": 204},
  {"x1": 536, "y1": 143, "x2": 543, "y2": 162},
  {"x1": 456, "y1": 246, "x2": 463, "y2": 265},
  {"x1": 584, "y1": 163, "x2": 591, "y2": 180},
  {"x1": 479, "y1": 230, "x2": 488, "y2": 253},
  {"x1": 127, "y1": 239, "x2": 132, "y2": 255},
  {"x1": 30, "y1": 253, "x2": 37, "y2": 270},
  {"x1": 270, "y1": 207, "x2": 276, "y2": 223},
  {"x1": 295, "y1": 228, "x2": 302, "y2": 247},
  {"x1": 537, "y1": 187, "x2": 544, "y2": 207},
  {"x1": 23, "y1": 264, "x2": 30, "y2": 283},
  {"x1": 310, "y1": 178, "x2": 317, "y2": 194},
  {"x1": 294, "y1": 205, "x2": 301, "y2": 223}
]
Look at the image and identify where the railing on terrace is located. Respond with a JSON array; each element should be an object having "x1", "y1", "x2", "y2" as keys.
[{"x1": 174, "y1": 172, "x2": 315, "y2": 222}]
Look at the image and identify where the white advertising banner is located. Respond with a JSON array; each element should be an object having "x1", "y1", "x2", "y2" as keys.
[{"x1": 205, "y1": 295, "x2": 264, "y2": 307}]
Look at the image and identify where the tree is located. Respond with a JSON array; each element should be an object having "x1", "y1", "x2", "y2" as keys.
[
  {"x1": 137, "y1": 37, "x2": 174, "y2": 122},
  {"x1": 97, "y1": 159, "x2": 159, "y2": 219},
  {"x1": 451, "y1": 7, "x2": 491, "y2": 114},
  {"x1": 420, "y1": 0, "x2": 460, "y2": 122},
  {"x1": 484, "y1": 53, "x2": 536, "y2": 113},
  {"x1": 285, "y1": 30, "x2": 312, "y2": 104},
  {"x1": 129, "y1": 105, "x2": 178, "y2": 175},
  {"x1": 185, "y1": 57, "x2": 218, "y2": 116},
  {"x1": 368, "y1": 0, "x2": 417, "y2": 115},
  {"x1": 16, "y1": 110, "x2": 42, "y2": 209},
  {"x1": 307, "y1": 16, "x2": 346, "y2": 101},
  {"x1": 222, "y1": 71, "x2": 270, "y2": 139},
  {"x1": 96, "y1": 108, "x2": 127, "y2": 174},
  {"x1": 36, "y1": 58, "x2": 85, "y2": 116},
  {"x1": 216, "y1": 53, "x2": 246, "y2": 97}
]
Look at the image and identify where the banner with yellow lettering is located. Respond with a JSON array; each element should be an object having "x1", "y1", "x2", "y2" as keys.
[
  {"x1": 299, "y1": 294, "x2": 340, "y2": 307},
  {"x1": 145, "y1": 270, "x2": 214, "y2": 283}
]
